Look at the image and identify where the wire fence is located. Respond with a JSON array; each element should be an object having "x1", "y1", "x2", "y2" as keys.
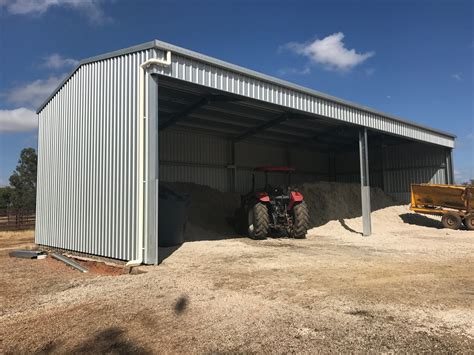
[{"x1": 0, "y1": 209, "x2": 35, "y2": 231}]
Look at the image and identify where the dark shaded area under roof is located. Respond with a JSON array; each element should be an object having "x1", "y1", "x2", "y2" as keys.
[{"x1": 157, "y1": 76, "x2": 426, "y2": 153}]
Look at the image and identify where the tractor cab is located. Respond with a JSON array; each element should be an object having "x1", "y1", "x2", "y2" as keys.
[{"x1": 251, "y1": 166, "x2": 295, "y2": 196}]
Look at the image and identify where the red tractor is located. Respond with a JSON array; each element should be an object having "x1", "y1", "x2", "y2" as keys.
[{"x1": 236, "y1": 167, "x2": 310, "y2": 239}]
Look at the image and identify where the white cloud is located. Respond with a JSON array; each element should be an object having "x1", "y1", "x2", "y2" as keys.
[
  {"x1": 284, "y1": 32, "x2": 375, "y2": 71},
  {"x1": 4, "y1": 75, "x2": 64, "y2": 109},
  {"x1": 386, "y1": 95, "x2": 391, "y2": 99},
  {"x1": 451, "y1": 73, "x2": 462, "y2": 81},
  {"x1": 0, "y1": 0, "x2": 110, "y2": 24},
  {"x1": 41, "y1": 53, "x2": 78, "y2": 69},
  {"x1": 0, "y1": 107, "x2": 37, "y2": 132}
]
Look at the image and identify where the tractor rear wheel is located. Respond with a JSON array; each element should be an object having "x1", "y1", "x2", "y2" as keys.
[
  {"x1": 291, "y1": 201, "x2": 310, "y2": 238},
  {"x1": 463, "y1": 214, "x2": 474, "y2": 230},
  {"x1": 441, "y1": 212, "x2": 462, "y2": 230},
  {"x1": 248, "y1": 202, "x2": 269, "y2": 239}
]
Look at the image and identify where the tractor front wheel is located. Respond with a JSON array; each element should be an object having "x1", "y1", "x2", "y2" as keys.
[
  {"x1": 248, "y1": 202, "x2": 269, "y2": 239},
  {"x1": 441, "y1": 212, "x2": 462, "y2": 230},
  {"x1": 291, "y1": 201, "x2": 310, "y2": 238}
]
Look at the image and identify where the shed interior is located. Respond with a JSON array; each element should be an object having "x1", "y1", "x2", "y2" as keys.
[{"x1": 156, "y1": 75, "x2": 451, "y2": 202}]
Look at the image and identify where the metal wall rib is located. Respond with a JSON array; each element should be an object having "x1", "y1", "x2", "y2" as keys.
[
  {"x1": 36, "y1": 49, "x2": 153, "y2": 260},
  {"x1": 148, "y1": 48, "x2": 454, "y2": 148}
]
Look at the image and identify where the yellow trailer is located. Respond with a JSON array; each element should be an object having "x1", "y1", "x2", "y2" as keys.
[{"x1": 410, "y1": 184, "x2": 473, "y2": 230}]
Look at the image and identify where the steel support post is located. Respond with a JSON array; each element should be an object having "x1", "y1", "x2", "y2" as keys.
[
  {"x1": 145, "y1": 74, "x2": 159, "y2": 264},
  {"x1": 449, "y1": 149, "x2": 454, "y2": 184},
  {"x1": 359, "y1": 128, "x2": 372, "y2": 236},
  {"x1": 446, "y1": 149, "x2": 454, "y2": 184}
]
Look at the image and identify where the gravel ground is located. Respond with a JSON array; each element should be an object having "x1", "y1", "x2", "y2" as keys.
[{"x1": 0, "y1": 206, "x2": 473, "y2": 353}]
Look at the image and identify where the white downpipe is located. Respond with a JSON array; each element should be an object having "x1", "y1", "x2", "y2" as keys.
[{"x1": 126, "y1": 50, "x2": 171, "y2": 267}]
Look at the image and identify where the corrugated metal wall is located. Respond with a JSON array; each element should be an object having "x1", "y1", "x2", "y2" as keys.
[
  {"x1": 235, "y1": 140, "x2": 288, "y2": 192},
  {"x1": 334, "y1": 148, "x2": 384, "y2": 189},
  {"x1": 334, "y1": 142, "x2": 448, "y2": 202},
  {"x1": 159, "y1": 128, "x2": 329, "y2": 193},
  {"x1": 383, "y1": 142, "x2": 448, "y2": 202},
  {"x1": 159, "y1": 129, "x2": 230, "y2": 191},
  {"x1": 36, "y1": 49, "x2": 154, "y2": 260},
  {"x1": 148, "y1": 47, "x2": 454, "y2": 148}
]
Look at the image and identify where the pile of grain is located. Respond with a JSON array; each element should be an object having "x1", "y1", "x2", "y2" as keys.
[
  {"x1": 162, "y1": 181, "x2": 398, "y2": 239},
  {"x1": 296, "y1": 181, "x2": 397, "y2": 227},
  {"x1": 161, "y1": 182, "x2": 240, "y2": 240}
]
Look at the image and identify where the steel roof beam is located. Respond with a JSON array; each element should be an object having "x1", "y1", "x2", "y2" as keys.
[
  {"x1": 289, "y1": 126, "x2": 359, "y2": 152},
  {"x1": 159, "y1": 94, "x2": 238, "y2": 131},
  {"x1": 306, "y1": 126, "x2": 357, "y2": 143},
  {"x1": 159, "y1": 93, "x2": 278, "y2": 123},
  {"x1": 159, "y1": 97, "x2": 209, "y2": 131},
  {"x1": 232, "y1": 113, "x2": 289, "y2": 142}
]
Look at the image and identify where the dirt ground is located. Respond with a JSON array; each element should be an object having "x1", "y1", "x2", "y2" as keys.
[{"x1": 0, "y1": 206, "x2": 473, "y2": 353}]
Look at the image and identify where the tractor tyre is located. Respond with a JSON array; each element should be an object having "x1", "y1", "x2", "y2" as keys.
[
  {"x1": 248, "y1": 202, "x2": 269, "y2": 239},
  {"x1": 441, "y1": 212, "x2": 462, "y2": 230},
  {"x1": 462, "y1": 214, "x2": 474, "y2": 231},
  {"x1": 291, "y1": 201, "x2": 310, "y2": 239}
]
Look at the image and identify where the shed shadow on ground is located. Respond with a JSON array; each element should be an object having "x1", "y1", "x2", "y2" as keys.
[
  {"x1": 399, "y1": 213, "x2": 443, "y2": 229},
  {"x1": 158, "y1": 223, "x2": 243, "y2": 263},
  {"x1": 158, "y1": 231, "x2": 242, "y2": 264},
  {"x1": 158, "y1": 245, "x2": 181, "y2": 264}
]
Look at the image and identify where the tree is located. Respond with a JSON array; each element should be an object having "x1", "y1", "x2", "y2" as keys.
[
  {"x1": 9, "y1": 148, "x2": 37, "y2": 212},
  {"x1": 0, "y1": 186, "x2": 13, "y2": 210}
]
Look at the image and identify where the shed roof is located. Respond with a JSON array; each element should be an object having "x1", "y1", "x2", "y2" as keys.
[{"x1": 37, "y1": 39, "x2": 456, "y2": 146}]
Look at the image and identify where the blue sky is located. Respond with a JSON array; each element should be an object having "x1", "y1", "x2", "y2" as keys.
[{"x1": 0, "y1": 0, "x2": 472, "y2": 185}]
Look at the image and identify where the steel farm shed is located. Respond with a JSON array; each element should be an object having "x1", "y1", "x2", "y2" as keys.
[{"x1": 35, "y1": 39, "x2": 456, "y2": 264}]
